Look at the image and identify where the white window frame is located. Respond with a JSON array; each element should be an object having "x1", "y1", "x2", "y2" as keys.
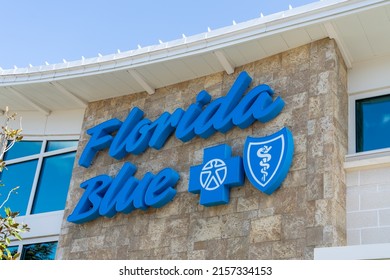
[
  {"x1": 348, "y1": 87, "x2": 390, "y2": 155},
  {"x1": 4, "y1": 135, "x2": 79, "y2": 258},
  {"x1": 8, "y1": 236, "x2": 59, "y2": 260}
]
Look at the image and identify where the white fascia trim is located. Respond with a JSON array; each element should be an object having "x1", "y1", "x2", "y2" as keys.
[
  {"x1": 0, "y1": 0, "x2": 388, "y2": 86},
  {"x1": 315, "y1": 243, "x2": 390, "y2": 260}
]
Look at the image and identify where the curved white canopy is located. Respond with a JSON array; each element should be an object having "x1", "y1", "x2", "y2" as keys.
[{"x1": 0, "y1": 0, "x2": 389, "y2": 114}]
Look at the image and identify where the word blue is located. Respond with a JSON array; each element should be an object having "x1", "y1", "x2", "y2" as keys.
[
  {"x1": 68, "y1": 162, "x2": 179, "y2": 224},
  {"x1": 78, "y1": 71, "x2": 284, "y2": 168}
]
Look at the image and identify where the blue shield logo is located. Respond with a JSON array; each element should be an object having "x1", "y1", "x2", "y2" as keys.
[{"x1": 244, "y1": 127, "x2": 294, "y2": 195}]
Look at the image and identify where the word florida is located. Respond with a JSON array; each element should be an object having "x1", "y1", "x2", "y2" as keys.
[{"x1": 78, "y1": 71, "x2": 284, "y2": 168}]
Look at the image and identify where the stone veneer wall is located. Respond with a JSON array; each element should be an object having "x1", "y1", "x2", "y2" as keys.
[{"x1": 57, "y1": 38, "x2": 348, "y2": 260}]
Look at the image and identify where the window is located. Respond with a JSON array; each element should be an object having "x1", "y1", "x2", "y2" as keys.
[
  {"x1": 1, "y1": 139, "x2": 77, "y2": 216},
  {"x1": 0, "y1": 160, "x2": 38, "y2": 215},
  {"x1": 1, "y1": 246, "x2": 18, "y2": 260},
  {"x1": 5, "y1": 238, "x2": 59, "y2": 260},
  {"x1": 1, "y1": 138, "x2": 78, "y2": 260},
  {"x1": 356, "y1": 94, "x2": 390, "y2": 152},
  {"x1": 20, "y1": 241, "x2": 57, "y2": 260}
]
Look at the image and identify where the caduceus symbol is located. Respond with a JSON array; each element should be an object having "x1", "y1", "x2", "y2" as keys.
[{"x1": 257, "y1": 145, "x2": 272, "y2": 182}]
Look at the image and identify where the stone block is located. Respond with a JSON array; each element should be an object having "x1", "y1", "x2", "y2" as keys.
[
  {"x1": 250, "y1": 215, "x2": 281, "y2": 243},
  {"x1": 170, "y1": 236, "x2": 188, "y2": 253},
  {"x1": 290, "y1": 153, "x2": 306, "y2": 171},
  {"x1": 307, "y1": 173, "x2": 324, "y2": 201},
  {"x1": 167, "y1": 218, "x2": 190, "y2": 237},
  {"x1": 248, "y1": 242, "x2": 273, "y2": 259},
  {"x1": 188, "y1": 250, "x2": 206, "y2": 259},
  {"x1": 306, "y1": 226, "x2": 323, "y2": 246},
  {"x1": 237, "y1": 196, "x2": 260, "y2": 212},
  {"x1": 193, "y1": 241, "x2": 208, "y2": 251},
  {"x1": 282, "y1": 213, "x2": 306, "y2": 240},
  {"x1": 221, "y1": 213, "x2": 250, "y2": 238},
  {"x1": 226, "y1": 237, "x2": 249, "y2": 259},
  {"x1": 315, "y1": 199, "x2": 332, "y2": 226},
  {"x1": 206, "y1": 239, "x2": 227, "y2": 259},
  {"x1": 70, "y1": 238, "x2": 89, "y2": 253},
  {"x1": 273, "y1": 240, "x2": 298, "y2": 259},
  {"x1": 189, "y1": 216, "x2": 222, "y2": 242}
]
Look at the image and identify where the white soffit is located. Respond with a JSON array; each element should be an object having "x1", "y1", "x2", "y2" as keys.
[{"x1": 0, "y1": 0, "x2": 389, "y2": 113}]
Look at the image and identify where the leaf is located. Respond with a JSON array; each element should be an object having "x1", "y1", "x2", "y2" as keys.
[{"x1": 13, "y1": 232, "x2": 22, "y2": 241}]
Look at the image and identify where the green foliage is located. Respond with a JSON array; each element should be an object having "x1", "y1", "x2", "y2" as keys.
[
  {"x1": 0, "y1": 208, "x2": 29, "y2": 260},
  {"x1": 0, "y1": 107, "x2": 28, "y2": 260}
]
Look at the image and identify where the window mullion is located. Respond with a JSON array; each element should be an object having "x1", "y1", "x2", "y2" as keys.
[
  {"x1": 42, "y1": 146, "x2": 78, "y2": 158},
  {"x1": 25, "y1": 140, "x2": 47, "y2": 215},
  {"x1": 4, "y1": 154, "x2": 40, "y2": 165}
]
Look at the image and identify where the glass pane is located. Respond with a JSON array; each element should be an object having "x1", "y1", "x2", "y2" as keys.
[
  {"x1": 31, "y1": 152, "x2": 76, "y2": 214},
  {"x1": 1, "y1": 246, "x2": 19, "y2": 260},
  {"x1": 45, "y1": 140, "x2": 78, "y2": 152},
  {"x1": 356, "y1": 94, "x2": 390, "y2": 152},
  {"x1": 0, "y1": 160, "x2": 38, "y2": 216},
  {"x1": 3, "y1": 141, "x2": 42, "y2": 160},
  {"x1": 21, "y1": 241, "x2": 57, "y2": 260}
]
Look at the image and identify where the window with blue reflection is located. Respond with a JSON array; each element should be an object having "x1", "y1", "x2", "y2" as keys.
[
  {"x1": 45, "y1": 140, "x2": 78, "y2": 152},
  {"x1": 1, "y1": 246, "x2": 18, "y2": 259},
  {"x1": 0, "y1": 160, "x2": 38, "y2": 216},
  {"x1": 31, "y1": 152, "x2": 76, "y2": 214},
  {"x1": 356, "y1": 94, "x2": 390, "y2": 152},
  {"x1": 3, "y1": 141, "x2": 42, "y2": 161},
  {"x1": 21, "y1": 241, "x2": 57, "y2": 260}
]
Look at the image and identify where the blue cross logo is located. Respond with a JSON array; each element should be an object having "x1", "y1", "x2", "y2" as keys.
[{"x1": 189, "y1": 144, "x2": 244, "y2": 206}]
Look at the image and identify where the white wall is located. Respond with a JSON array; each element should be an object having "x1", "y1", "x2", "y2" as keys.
[
  {"x1": 346, "y1": 56, "x2": 390, "y2": 246},
  {"x1": 0, "y1": 108, "x2": 85, "y2": 136},
  {"x1": 346, "y1": 164, "x2": 390, "y2": 245},
  {"x1": 348, "y1": 55, "x2": 390, "y2": 95}
]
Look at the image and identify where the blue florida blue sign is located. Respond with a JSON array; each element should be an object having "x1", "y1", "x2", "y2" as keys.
[{"x1": 68, "y1": 71, "x2": 293, "y2": 223}]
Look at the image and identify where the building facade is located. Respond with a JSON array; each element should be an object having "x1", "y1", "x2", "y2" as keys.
[{"x1": 0, "y1": 0, "x2": 389, "y2": 260}]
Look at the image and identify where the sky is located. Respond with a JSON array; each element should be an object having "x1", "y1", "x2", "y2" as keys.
[{"x1": 0, "y1": 0, "x2": 318, "y2": 70}]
